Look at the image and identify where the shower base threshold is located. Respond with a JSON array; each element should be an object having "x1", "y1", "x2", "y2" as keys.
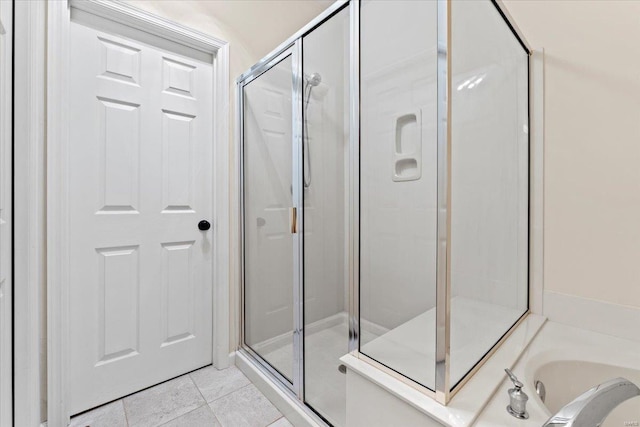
[{"x1": 235, "y1": 349, "x2": 327, "y2": 427}]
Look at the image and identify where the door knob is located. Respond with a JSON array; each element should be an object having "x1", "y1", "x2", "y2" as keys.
[{"x1": 198, "y1": 220, "x2": 211, "y2": 231}]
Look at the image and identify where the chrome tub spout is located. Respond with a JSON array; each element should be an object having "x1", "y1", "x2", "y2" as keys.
[{"x1": 543, "y1": 377, "x2": 640, "y2": 427}]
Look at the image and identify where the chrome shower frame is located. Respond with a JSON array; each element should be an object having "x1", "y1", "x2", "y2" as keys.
[
  {"x1": 236, "y1": 0, "x2": 533, "y2": 421},
  {"x1": 237, "y1": 45, "x2": 298, "y2": 397},
  {"x1": 236, "y1": 1, "x2": 350, "y2": 423}
]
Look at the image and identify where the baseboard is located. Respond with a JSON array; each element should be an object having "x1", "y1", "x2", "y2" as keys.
[{"x1": 544, "y1": 290, "x2": 640, "y2": 343}]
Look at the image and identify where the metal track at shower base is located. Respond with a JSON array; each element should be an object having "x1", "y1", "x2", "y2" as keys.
[{"x1": 236, "y1": 349, "x2": 332, "y2": 427}]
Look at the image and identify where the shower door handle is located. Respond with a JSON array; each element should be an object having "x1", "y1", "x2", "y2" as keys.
[{"x1": 290, "y1": 207, "x2": 298, "y2": 234}]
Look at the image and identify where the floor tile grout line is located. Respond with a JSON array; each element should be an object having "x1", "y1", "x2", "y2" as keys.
[
  {"x1": 75, "y1": 370, "x2": 278, "y2": 427},
  {"x1": 205, "y1": 379, "x2": 255, "y2": 405},
  {"x1": 156, "y1": 403, "x2": 211, "y2": 427},
  {"x1": 190, "y1": 367, "x2": 254, "y2": 404},
  {"x1": 120, "y1": 399, "x2": 131, "y2": 427},
  {"x1": 190, "y1": 367, "x2": 271, "y2": 426},
  {"x1": 207, "y1": 383, "x2": 284, "y2": 427},
  {"x1": 152, "y1": 374, "x2": 207, "y2": 427},
  {"x1": 210, "y1": 409, "x2": 224, "y2": 427},
  {"x1": 188, "y1": 371, "x2": 210, "y2": 407},
  {"x1": 123, "y1": 373, "x2": 207, "y2": 427},
  {"x1": 266, "y1": 415, "x2": 285, "y2": 427},
  {"x1": 240, "y1": 382, "x2": 284, "y2": 418}
]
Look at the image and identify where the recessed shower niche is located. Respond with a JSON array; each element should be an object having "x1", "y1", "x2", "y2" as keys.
[
  {"x1": 237, "y1": 0, "x2": 530, "y2": 425},
  {"x1": 392, "y1": 111, "x2": 422, "y2": 182}
]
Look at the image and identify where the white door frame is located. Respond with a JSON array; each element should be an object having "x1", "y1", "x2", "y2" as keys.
[
  {"x1": 46, "y1": 1, "x2": 230, "y2": 425},
  {"x1": 0, "y1": 1, "x2": 13, "y2": 425},
  {"x1": 13, "y1": 1, "x2": 47, "y2": 426}
]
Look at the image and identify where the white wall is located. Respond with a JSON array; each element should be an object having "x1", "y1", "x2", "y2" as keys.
[{"x1": 503, "y1": 0, "x2": 640, "y2": 309}]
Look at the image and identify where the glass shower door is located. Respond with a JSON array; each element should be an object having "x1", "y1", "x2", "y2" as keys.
[
  {"x1": 301, "y1": 6, "x2": 350, "y2": 426},
  {"x1": 242, "y1": 52, "x2": 296, "y2": 384}
]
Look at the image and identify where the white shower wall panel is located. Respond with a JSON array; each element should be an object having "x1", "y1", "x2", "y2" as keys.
[
  {"x1": 360, "y1": 0, "x2": 438, "y2": 332},
  {"x1": 302, "y1": 12, "x2": 349, "y2": 326}
]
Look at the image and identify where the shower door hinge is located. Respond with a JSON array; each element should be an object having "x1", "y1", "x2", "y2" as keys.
[{"x1": 290, "y1": 207, "x2": 298, "y2": 234}]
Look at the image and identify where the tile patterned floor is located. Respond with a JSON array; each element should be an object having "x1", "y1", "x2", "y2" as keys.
[{"x1": 69, "y1": 366, "x2": 292, "y2": 427}]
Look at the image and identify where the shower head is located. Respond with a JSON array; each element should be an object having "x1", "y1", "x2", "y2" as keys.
[{"x1": 305, "y1": 72, "x2": 322, "y2": 87}]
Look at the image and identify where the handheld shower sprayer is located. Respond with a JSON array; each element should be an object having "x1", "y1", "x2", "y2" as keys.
[{"x1": 303, "y1": 72, "x2": 321, "y2": 188}]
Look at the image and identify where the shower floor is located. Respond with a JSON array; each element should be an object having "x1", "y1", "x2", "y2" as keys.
[{"x1": 256, "y1": 297, "x2": 524, "y2": 426}]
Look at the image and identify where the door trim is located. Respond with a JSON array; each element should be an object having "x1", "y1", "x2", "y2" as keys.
[
  {"x1": 46, "y1": 2, "x2": 230, "y2": 425},
  {"x1": 13, "y1": 1, "x2": 47, "y2": 426},
  {"x1": 0, "y1": 1, "x2": 13, "y2": 425}
]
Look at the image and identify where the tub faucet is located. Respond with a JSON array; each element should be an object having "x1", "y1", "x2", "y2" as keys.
[
  {"x1": 542, "y1": 377, "x2": 640, "y2": 427},
  {"x1": 505, "y1": 368, "x2": 529, "y2": 419}
]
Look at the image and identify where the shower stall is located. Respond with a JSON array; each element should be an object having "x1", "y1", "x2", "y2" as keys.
[{"x1": 237, "y1": 0, "x2": 530, "y2": 425}]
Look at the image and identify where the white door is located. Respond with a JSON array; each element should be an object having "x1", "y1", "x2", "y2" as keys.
[
  {"x1": 68, "y1": 13, "x2": 213, "y2": 414},
  {"x1": 0, "y1": 2, "x2": 13, "y2": 424}
]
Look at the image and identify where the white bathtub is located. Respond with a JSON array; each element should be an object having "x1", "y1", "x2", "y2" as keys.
[
  {"x1": 476, "y1": 321, "x2": 640, "y2": 426},
  {"x1": 531, "y1": 360, "x2": 640, "y2": 427}
]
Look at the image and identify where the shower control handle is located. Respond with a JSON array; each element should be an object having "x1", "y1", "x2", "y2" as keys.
[
  {"x1": 198, "y1": 220, "x2": 211, "y2": 231},
  {"x1": 505, "y1": 368, "x2": 523, "y2": 389}
]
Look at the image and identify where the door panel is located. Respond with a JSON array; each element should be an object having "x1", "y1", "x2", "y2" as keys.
[
  {"x1": 243, "y1": 54, "x2": 295, "y2": 383},
  {"x1": 68, "y1": 16, "x2": 213, "y2": 414},
  {"x1": 96, "y1": 98, "x2": 140, "y2": 212},
  {"x1": 161, "y1": 241, "x2": 196, "y2": 346},
  {"x1": 95, "y1": 245, "x2": 140, "y2": 365}
]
